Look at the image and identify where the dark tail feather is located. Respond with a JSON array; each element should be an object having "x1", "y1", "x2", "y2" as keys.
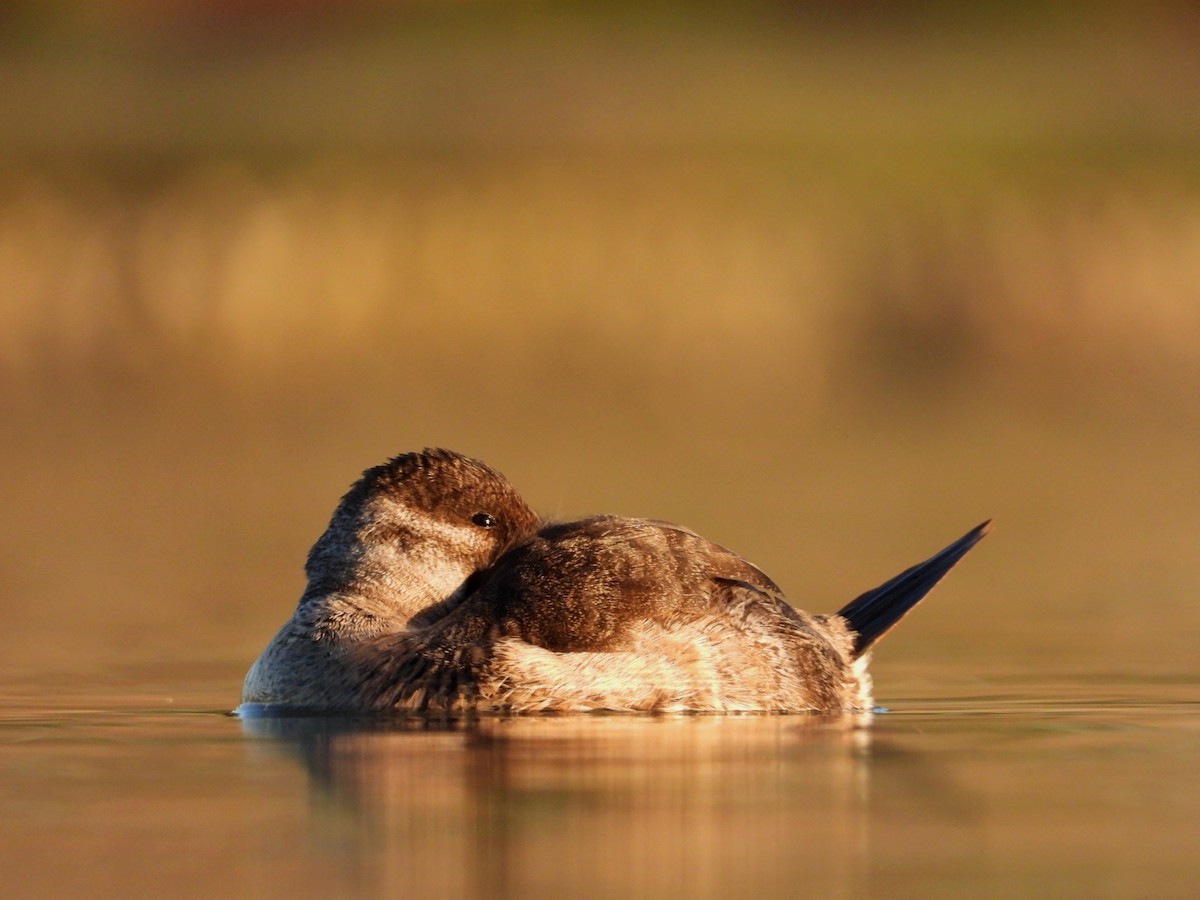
[{"x1": 838, "y1": 520, "x2": 991, "y2": 658}]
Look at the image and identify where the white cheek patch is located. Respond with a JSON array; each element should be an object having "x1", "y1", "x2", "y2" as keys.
[
  {"x1": 381, "y1": 500, "x2": 482, "y2": 544},
  {"x1": 365, "y1": 499, "x2": 488, "y2": 596},
  {"x1": 400, "y1": 551, "x2": 473, "y2": 595}
]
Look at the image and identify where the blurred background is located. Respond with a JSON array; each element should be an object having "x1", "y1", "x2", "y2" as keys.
[{"x1": 2, "y1": 0, "x2": 1198, "y2": 699}]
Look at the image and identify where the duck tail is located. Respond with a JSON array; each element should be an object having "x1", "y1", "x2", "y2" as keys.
[{"x1": 837, "y1": 520, "x2": 990, "y2": 659}]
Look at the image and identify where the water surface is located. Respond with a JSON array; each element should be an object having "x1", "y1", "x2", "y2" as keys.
[
  {"x1": 3, "y1": 669, "x2": 1197, "y2": 899},
  {"x1": 3, "y1": 391, "x2": 1199, "y2": 898}
]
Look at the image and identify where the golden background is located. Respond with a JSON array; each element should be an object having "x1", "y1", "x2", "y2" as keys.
[{"x1": 2, "y1": 0, "x2": 1198, "y2": 690}]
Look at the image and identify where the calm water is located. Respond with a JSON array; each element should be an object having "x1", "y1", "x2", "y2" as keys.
[
  {"x1": 2, "y1": 669, "x2": 1197, "y2": 899},
  {"x1": 3, "y1": 385, "x2": 1198, "y2": 898}
]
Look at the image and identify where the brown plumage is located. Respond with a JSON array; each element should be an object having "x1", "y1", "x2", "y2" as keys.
[
  {"x1": 241, "y1": 449, "x2": 540, "y2": 709},
  {"x1": 241, "y1": 449, "x2": 988, "y2": 714}
]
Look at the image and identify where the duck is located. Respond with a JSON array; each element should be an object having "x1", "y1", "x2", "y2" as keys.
[{"x1": 240, "y1": 448, "x2": 987, "y2": 714}]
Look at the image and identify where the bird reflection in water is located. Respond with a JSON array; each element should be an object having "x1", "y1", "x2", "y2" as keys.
[{"x1": 241, "y1": 712, "x2": 879, "y2": 896}]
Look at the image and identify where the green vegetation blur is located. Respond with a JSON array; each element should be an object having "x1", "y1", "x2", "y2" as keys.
[{"x1": 1, "y1": 2, "x2": 1197, "y2": 686}]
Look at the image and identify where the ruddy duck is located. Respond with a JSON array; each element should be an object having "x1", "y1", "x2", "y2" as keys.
[{"x1": 241, "y1": 449, "x2": 987, "y2": 714}]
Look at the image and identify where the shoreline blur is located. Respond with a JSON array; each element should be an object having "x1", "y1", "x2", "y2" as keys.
[{"x1": 3, "y1": 3, "x2": 1200, "y2": 401}]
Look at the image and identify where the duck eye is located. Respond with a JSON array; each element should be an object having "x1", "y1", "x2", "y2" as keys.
[{"x1": 471, "y1": 512, "x2": 497, "y2": 528}]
